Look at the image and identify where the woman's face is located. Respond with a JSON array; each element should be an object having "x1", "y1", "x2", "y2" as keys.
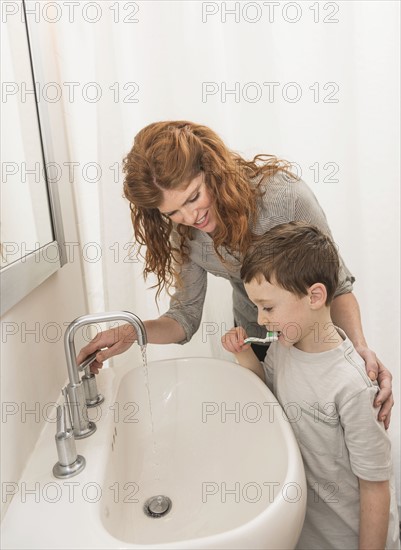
[{"x1": 158, "y1": 172, "x2": 217, "y2": 233}]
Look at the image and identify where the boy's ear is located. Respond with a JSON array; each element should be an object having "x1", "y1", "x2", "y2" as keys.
[{"x1": 308, "y1": 283, "x2": 327, "y2": 308}]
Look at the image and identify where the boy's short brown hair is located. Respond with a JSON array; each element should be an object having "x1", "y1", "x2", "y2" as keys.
[{"x1": 241, "y1": 222, "x2": 340, "y2": 305}]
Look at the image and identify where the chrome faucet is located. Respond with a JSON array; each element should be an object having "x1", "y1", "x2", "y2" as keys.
[{"x1": 64, "y1": 311, "x2": 147, "y2": 439}]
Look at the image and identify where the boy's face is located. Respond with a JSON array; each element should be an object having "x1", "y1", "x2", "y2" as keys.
[{"x1": 245, "y1": 276, "x2": 312, "y2": 348}]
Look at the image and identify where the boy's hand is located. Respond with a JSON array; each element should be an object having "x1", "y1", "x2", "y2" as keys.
[
  {"x1": 221, "y1": 326, "x2": 266, "y2": 382},
  {"x1": 221, "y1": 326, "x2": 251, "y2": 354}
]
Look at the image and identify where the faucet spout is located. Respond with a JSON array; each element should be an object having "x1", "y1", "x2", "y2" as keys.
[
  {"x1": 64, "y1": 310, "x2": 147, "y2": 439},
  {"x1": 64, "y1": 310, "x2": 147, "y2": 385}
]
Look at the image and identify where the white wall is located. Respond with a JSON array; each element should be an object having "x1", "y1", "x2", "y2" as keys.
[
  {"x1": 0, "y1": 13, "x2": 89, "y2": 520},
  {"x1": 0, "y1": 245, "x2": 88, "y2": 522}
]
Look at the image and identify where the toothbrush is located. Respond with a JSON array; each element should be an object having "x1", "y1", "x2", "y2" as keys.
[{"x1": 244, "y1": 331, "x2": 279, "y2": 344}]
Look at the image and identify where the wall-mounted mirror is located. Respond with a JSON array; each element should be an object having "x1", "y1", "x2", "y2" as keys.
[{"x1": 1, "y1": 0, "x2": 67, "y2": 315}]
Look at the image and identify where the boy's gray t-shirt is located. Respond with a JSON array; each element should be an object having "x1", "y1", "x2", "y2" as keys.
[
  {"x1": 163, "y1": 172, "x2": 355, "y2": 343},
  {"x1": 263, "y1": 329, "x2": 400, "y2": 550}
]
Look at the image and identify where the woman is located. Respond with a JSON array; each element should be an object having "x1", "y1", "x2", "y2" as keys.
[{"x1": 77, "y1": 121, "x2": 393, "y2": 425}]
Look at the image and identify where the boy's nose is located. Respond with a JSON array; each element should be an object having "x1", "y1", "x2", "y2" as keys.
[{"x1": 257, "y1": 311, "x2": 268, "y2": 326}]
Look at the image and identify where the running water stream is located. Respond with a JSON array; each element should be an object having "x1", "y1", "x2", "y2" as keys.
[{"x1": 140, "y1": 345, "x2": 160, "y2": 481}]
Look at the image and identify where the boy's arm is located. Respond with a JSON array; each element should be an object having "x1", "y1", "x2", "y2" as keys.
[
  {"x1": 358, "y1": 478, "x2": 390, "y2": 550},
  {"x1": 221, "y1": 326, "x2": 266, "y2": 382},
  {"x1": 340, "y1": 385, "x2": 392, "y2": 549},
  {"x1": 234, "y1": 348, "x2": 266, "y2": 382}
]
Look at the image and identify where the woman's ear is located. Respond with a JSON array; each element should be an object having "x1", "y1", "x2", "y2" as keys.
[{"x1": 308, "y1": 283, "x2": 327, "y2": 309}]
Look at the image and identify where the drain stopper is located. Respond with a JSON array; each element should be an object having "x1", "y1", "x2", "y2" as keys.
[{"x1": 144, "y1": 495, "x2": 172, "y2": 518}]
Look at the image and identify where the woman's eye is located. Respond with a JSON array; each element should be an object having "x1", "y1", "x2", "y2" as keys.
[
  {"x1": 189, "y1": 192, "x2": 200, "y2": 203},
  {"x1": 161, "y1": 190, "x2": 200, "y2": 217}
]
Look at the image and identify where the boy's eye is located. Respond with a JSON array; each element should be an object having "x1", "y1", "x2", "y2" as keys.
[{"x1": 263, "y1": 307, "x2": 273, "y2": 312}]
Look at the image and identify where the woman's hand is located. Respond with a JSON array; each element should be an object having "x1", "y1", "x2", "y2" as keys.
[
  {"x1": 356, "y1": 345, "x2": 394, "y2": 430},
  {"x1": 330, "y1": 293, "x2": 394, "y2": 430},
  {"x1": 76, "y1": 323, "x2": 137, "y2": 374}
]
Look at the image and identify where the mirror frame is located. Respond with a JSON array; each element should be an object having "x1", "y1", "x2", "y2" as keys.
[{"x1": 0, "y1": 0, "x2": 67, "y2": 316}]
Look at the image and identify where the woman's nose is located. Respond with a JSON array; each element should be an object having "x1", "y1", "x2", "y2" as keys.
[{"x1": 182, "y1": 205, "x2": 198, "y2": 226}]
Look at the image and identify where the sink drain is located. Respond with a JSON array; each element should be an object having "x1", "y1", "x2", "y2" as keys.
[{"x1": 144, "y1": 495, "x2": 172, "y2": 518}]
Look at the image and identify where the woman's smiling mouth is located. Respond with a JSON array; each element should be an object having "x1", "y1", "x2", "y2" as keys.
[{"x1": 194, "y1": 212, "x2": 208, "y2": 228}]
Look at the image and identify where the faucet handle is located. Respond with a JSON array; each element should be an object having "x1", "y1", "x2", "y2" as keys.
[
  {"x1": 53, "y1": 403, "x2": 86, "y2": 479},
  {"x1": 56, "y1": 393, "x2": 69, "y2": 435},
  {"x1": 77, "y1": 349, "x2": 105, "y2": 408},
  {"x1": 82, "y1": 369, "x2": 105, "y2": 407},
  {"x1": 78, "y1": 349, "x2": 102, "y2": 372}
]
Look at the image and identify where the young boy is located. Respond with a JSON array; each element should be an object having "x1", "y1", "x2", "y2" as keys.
[{"x1": 222, "y1": 222, "x2": 400, "y2": 550}]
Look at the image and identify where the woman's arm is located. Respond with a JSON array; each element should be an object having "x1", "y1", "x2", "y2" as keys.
[
  {"x1": 358, "y1": 478, "x2": 390, "y2": 550},
  {"x1": 331, "y1": 292, "x2": 368, "y2": 352},
  {"x1": 77, "y1": 317, "x2": 186, "y2": 373},
  {"x1": 331, "y1": 292, "x2": 394, "y2": 428},
  {"x1": 77, "y1": 243, "x2": 208, "y2": 371}
]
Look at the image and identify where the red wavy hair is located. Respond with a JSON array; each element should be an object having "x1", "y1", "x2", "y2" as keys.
[{"x1": 123, "y1": 121, "x2": 296, "y2": 299}]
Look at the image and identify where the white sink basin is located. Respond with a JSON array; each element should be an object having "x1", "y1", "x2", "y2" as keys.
[{"x1": 2, "y1": 356, "x2": 306, "y2": 549}]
